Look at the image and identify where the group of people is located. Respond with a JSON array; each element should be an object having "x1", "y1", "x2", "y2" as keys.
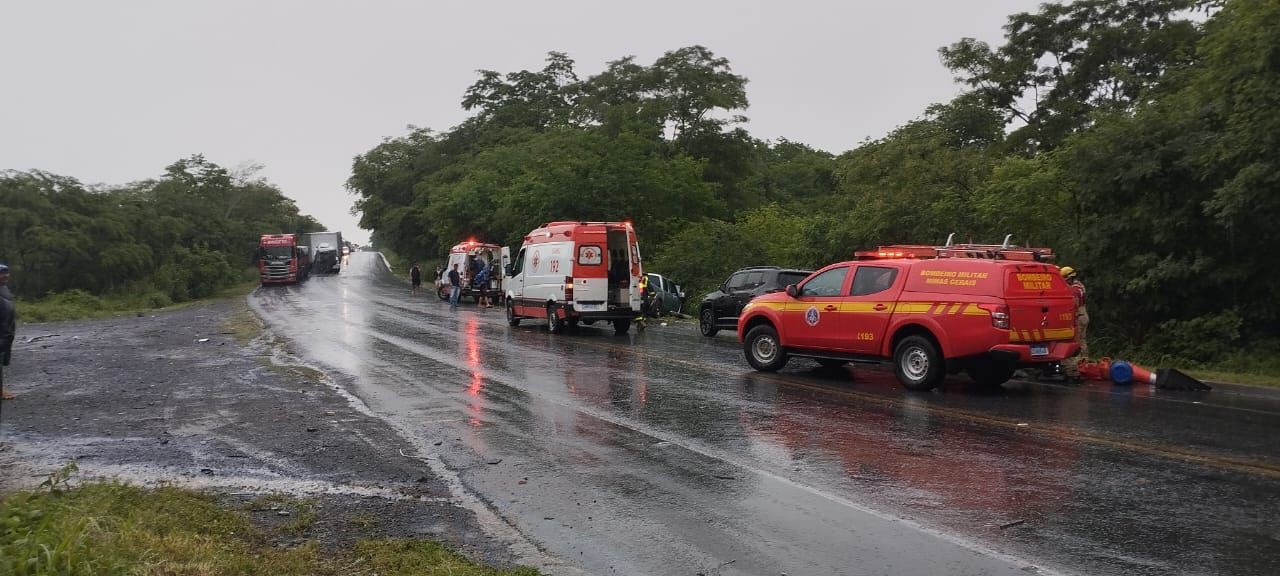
[{"x1": 407, "y1": 251, "x2": 499, "y2": 311}]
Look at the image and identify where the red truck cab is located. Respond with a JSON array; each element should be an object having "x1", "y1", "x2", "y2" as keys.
[
  {"x1": 737, "y1": 242, "x2": 1080, "y2": 390},
  {"x1": 258, "y1": 234, "x2": 309, "y2": 285}
]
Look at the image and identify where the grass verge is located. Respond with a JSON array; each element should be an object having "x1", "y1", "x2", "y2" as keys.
[
  {"x1": 21, "y1": 280, "x2": 259, "y2": 324},
  {"x1": 0, "y1": 474, "x2": 539, "y2": 576}
]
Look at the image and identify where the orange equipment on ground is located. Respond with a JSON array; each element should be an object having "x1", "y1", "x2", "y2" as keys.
[{"x1": 1073, "y1": 357, "x2": 1210, "y2": 390}]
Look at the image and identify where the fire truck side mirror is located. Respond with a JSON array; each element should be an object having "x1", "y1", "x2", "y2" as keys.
[{"x1": 785, "y1": 284, "x2": 798, "y2": 298}]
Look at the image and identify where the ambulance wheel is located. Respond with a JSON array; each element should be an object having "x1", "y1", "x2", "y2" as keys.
[
  {"x1": 506, "y1": 301, "x2": 520, "y2": 327},
  {"x1": 966, "y1": 358, "x2": 1014, "y2": 388},
  {"x1": 744, "y1": 325, "x2": 788, "y2": 372},
  {"x1": 547, "y1": 306, "x2": 563, "y2": 334},
  {"x1": 613, "y1": 318, "x2": 631, "y2": 335},
  {"x1": 894, "y1": 335, "x2": 943, "y2": 391},
  {"x1": 699, "y1": 308, "x2": 719, "y2": 337}
]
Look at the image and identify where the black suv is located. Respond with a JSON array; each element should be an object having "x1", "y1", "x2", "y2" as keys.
[{"x1": 698, "y1": 266, "x2": 813, "y2": 337}]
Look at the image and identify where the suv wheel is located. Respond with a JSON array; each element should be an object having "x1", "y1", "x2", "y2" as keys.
[
  {"x1": 894, "y1": 335, "x2": 943, "y2": 390},
  {"x1": 699, "y1": 308, "x2": 719, "y2": 337},
  {"x1": 651, "y1": 298, "x2": 664, "y2": 318},
  {"x1": 744, "y1": 324, "x2": 788, "y2": 372}
]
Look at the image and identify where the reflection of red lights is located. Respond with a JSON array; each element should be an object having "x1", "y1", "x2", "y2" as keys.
[{"x1": 465, "y1": 316, "x2": 484, "y2": 401}]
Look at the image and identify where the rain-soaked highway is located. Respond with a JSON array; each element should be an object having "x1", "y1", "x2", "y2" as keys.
[{"x1": 250, "y1": 253, "x2": 1280, "y2": 576}]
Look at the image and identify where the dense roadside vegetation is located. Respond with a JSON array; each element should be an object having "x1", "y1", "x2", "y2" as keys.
[
  {"x1": 0, "y1": 467, "x2": 538, "y2": 576},
  {"x1": 350, "y1": 0, "x2": 1280, "y2": 374},
  {"x1": 0, "y1": 156, "x2": 323, "y2": 319}
]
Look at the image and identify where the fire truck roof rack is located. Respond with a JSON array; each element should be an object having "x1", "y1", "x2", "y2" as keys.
[{"x1": 855, "y1": 234, "x2": 1056, "y2": 263}]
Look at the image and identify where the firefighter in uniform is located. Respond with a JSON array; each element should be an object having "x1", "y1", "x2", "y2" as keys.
[
  {"x1": 1060, "y1": 266, "x2": 1088, "y2": 379},
  {"x1": 635, "y1": 274, "x2": 650, "y2": 331}
]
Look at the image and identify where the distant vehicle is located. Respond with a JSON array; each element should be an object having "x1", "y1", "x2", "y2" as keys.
[
  {"x1": 699, "y1": 267, "x2": 813, "y2": 337},
  {"x1": 258, "y1": 234, "x2": 310, "y2": 285},
  {"x1": 644, "y1": 273, "x2": 685, "y2": 317},
  {"x1": 737, "y1": 241, "x2": 1080, "y2": 390},
  {"x1": 437, "y1": 239, "x2": 502, "y2": 302},
  {"x1": 503, "y1": 221, "x2": 643, "y2": 335},
  {"x1": 305, "y1": 231, "x2": 343, "y2": 274},
  {"x1": 342, "y1": 245, "x2": 351, "y2": 256}
]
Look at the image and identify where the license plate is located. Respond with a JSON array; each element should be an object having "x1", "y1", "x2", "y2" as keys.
[
  {"x1": 576, "y1": 303, "x2": 604, "y2": 312},
  {"x1": 1031, "y1": 344, "x2": 1049, "y2": 357}
]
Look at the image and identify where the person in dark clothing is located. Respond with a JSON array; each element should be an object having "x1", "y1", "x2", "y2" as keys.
[
  {"x1": 409, "y1": 263, "x2": 423, "y2": 296},
  {"x1": 448, "y1": 263, "x2": 462, "y2": 310},
  {"x1": 0, "y1": 264, "x2": 16, "y2": 400}
]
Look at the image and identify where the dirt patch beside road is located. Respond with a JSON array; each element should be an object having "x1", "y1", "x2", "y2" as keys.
[{"x1": 0, "y1": 298, "x2": 533, "y2": 569}]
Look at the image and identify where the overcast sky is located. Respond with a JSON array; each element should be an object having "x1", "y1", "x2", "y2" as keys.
[{"x1": 2, "y1": 0, "x2": 1038, "y2": 244}]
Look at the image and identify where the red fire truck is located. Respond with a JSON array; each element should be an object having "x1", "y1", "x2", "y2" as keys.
[
  {"x1": 258, "y1": 234, "x2": 310, "y2": 285},
  {"x1": 738, "y1": 237, "x2": 1080, "y2": 390}
]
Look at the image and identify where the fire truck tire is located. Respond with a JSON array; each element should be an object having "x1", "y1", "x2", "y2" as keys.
[
  {"x1": 699, "y1": 308, "x2": 719, "y2": 337},
  {"x1": 894, "y1": 335, "x2": 943, "y2": 391},
  {"x1": 966, "y1": 358, "x2": 1014, "y2": 388},
  {"x1": 613, "y1": 318, "x2": 631, "y2": 335},
  {"x1": 744, "y1": 325, "x2": 789, "y2": 372},
  {"x1": 506, "y1": 301, "x2": 520, "y2": 327},
  {"x1": 547, "y1": 306, "x2": 563, "y2": 334}
]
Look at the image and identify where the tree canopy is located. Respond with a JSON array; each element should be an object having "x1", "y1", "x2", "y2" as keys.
[{"x1": 0, "y1": 156, "x2": 322, "y2": 304}]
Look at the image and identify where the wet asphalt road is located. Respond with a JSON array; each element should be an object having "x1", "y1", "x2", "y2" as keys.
[{"x1": 251, "y1": 253, "x2": 1280, "y2": 576}]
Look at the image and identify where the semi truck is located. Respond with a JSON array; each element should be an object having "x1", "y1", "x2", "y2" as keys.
[
  {"x1": 305, "y1": 231, "x2": 343, "y2": 274},
  {"x1": 258, "y1": 234, "x2": 310, "y2": 285}
]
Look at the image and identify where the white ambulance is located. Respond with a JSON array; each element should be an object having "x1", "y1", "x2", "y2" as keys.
[{"x1": 502, "y1": 221, "x2": 644, "y2": 334}]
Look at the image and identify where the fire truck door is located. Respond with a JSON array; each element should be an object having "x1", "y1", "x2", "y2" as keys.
[
  {"x1": 782, "y1": 265, "x2": 851, "y2": 351},
  {"x1": 844, "y1": 264, "x2": 902, "y2": 355}
]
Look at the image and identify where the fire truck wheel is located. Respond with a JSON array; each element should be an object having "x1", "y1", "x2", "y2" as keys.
[
  {"x1": 613, "y1": 318, "x2": 631, "y2": 335},
  {"x1": 547, "y1": 306, "x2": 563, "y2": 334},
  {"x1": 966, "y1": 358, "x2": 1014, "y2": 388},
  {"x1": 699, "y1": 308, "x2": 719, "y2": 337},
  {"x1": 894, "y1": 335, "x2": 943, "y2": 390},
  {"x1": 744, "y1": 324, "x2": 788, "y2": 372},
  {"x1": 506, "y1": 301, "x2": 520, "y2": 327}
]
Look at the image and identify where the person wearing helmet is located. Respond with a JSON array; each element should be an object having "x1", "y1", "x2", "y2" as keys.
[{"x1": 1060, "y1": 266, "x2": 1088, "y2": 380}]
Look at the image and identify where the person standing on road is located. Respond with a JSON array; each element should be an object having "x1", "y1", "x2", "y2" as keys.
[
  {"x1": 1, "y1": 264, "x2": 16, "y2": 401},
  {"x1": 1060, "y1": 266, "x2": 1089, "y2": 380},
  {"x1": 476, "y1": 258, "x2": 495, "y2": 308},
  {"x1": 448, "y1": 263, "x2": 462, "y2": 311},
  {"x1": 409, "y1": 263, "x2": 423, "y2": 296}
]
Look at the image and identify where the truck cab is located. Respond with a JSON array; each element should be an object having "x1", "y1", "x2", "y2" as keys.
[
  {"x1": 504, "y1": 221, "x2": 643, "y2": 335},
  {"x1": 258, "y1": 234, "x2": 307, "y2": 285}
]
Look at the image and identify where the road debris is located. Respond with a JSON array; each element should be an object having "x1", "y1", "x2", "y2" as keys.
[{"x1": 1000, "y1": 519, "x2": 1026, "y2": 529}]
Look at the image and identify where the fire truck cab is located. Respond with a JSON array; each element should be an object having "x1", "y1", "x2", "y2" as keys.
[
  {"x1": 503, "y1": 221, "x2": 644, "y2": 335},
  {"x1": 738, "y1": 238, "x2": 1081, "y2": 390}
]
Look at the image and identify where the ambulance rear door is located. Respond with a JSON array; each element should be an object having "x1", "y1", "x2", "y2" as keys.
[{"x1": 571, "y1": 229, "x2": 609, "y2": 313}]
